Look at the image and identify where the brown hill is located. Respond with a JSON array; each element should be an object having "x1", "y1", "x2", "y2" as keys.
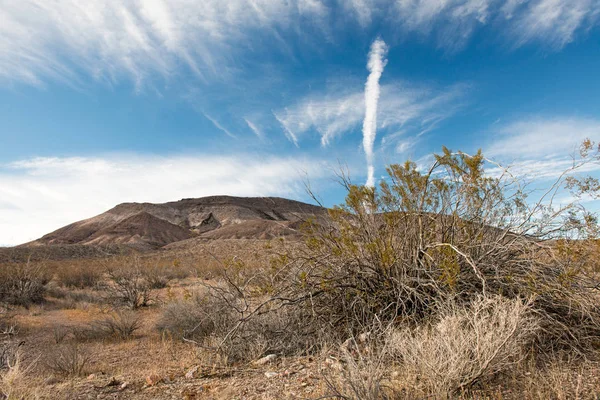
[{"x1": 25, "y1": 196, "x2": 326, "y2": 249}]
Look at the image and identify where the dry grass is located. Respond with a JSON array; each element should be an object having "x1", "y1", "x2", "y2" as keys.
[
  {"x1": 387, "y1": 295, "x2": 539, "y2": 396},
  {"x1": 0, "y1": 352, "x2": 41, "y2": 400}
]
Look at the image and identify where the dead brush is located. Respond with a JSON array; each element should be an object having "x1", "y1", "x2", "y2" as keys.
[
  {"x1": 72, "y1": 311, "x2": 141, "y2": 341},
  {"x1": 386, "y1": 295, "x2": 539, "y2": 396},
  {"x1": 322, "y1": 340, "x2": 392, "y2": 400},
  {"x1": 105, "y1": 263, "x2": 152, "y2": 309},
  {"x1": 0, "y1": 261, "x2": 49, "y2": 307},
  {"x1": 55, "y1": 263, "x2": 101, "y2": 289},
  {"x1": 0, "y1": 350, "x2": 40, "y2": 400},
  {"x1": 43, "y1": 343, "x2": 90, "y2": 377}
]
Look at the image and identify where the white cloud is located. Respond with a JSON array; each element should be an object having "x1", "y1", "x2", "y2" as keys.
[
  {"x1": 244, "y1": 118, "x2": 264, "y2": 139},
  {"x1": 486, "y1": 117, "x2": 600, "y2": 159},
  {"x1": 504, "y1": 0, "x2": 600, "y2": 49},
  {"x1": 0, "y1": 154, "x2": 327, "y2": 246},
  {"x1": 394, "y1": 0, "x2": 492, "y2": 50},
  {"x1": 0, "y1": 0, "x2": 327, "y2": 86},
  {"x1": 484, "y1": 116, "x2": 600, "y2": 180},
  {"x1": 2, "y1": 0, "x2": 599, "y2": 87},
  {"x1": 274, "y1": 81, "x2": 465, "y2": 147},
  {"x1": 203, "y1": 112, "x2": 237, "y2": 138}
]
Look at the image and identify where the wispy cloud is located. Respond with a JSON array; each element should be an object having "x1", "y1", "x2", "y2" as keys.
[
  {"x1": 487, "y1": 116, "x2": 600, "y2": 159},
  {"x1": 363, "y1": 38, "x2": 388, "y2": 187},
  {"x1": 485, "y1": 116, "x2": 600, "y2": 180},
  {"x1": 504, "y1": 0, "x2": 600, "y2": 49},
  {"x1": 203, "y1": 112, "x2": 237, "y2": 138},
  {"x1": 394, "y1": 0, "x2": 492, "y2": 51},
  {"x1": 274, "y1": 81, "x2": 466, "y2": 147},
  {"x1": 2, "y1": 1, "x2": 599, "y2": 87},
  {"x1": 0, "y1": 153, "x2": 327, "y2": 246},
  {"x1": 0, "y1": 0, "x2": 328, "y2": 87},
  {"x1": 244, "y1": 118, "x2": 264, "y2": 139}
]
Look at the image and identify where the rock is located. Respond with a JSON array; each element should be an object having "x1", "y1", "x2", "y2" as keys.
[
  {"x1": 185, "y1": 366, "x2": 200, "y2": 379},
  {"x1": 264, "y1": 371, "x2": 279, "y2": 378},
  {"x1": 253, "y1": 354, "x2": 277, "y2": 365},
  {"x1": 87, "y1": 374, "x2": 97, "y2": 380},
  {"x1": 106, "y1": 377, "x2": 121, "y2": 387},
  {"x1": 119, "y1": 382, "x2": 129, "y2": 391},
  {"x1": 145, "y1": 374, "x2": 162, "y2": 386}
]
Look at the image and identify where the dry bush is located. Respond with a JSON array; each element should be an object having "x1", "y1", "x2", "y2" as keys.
[
  {"x1": 270, "y1": 143, "x2": 600, "y2": 355},
  {"x1": 73, "y1": 311, "x2": 141, "y2": 341},
  {"x1": 157, "y1": 293, "x2": 234, "y2": 342},
  {"x1": 55, "y1": 264, "x2": 101, "y2": 289},
  {"x1": 92, "y1": 311, "x2": 141, "y2": 340},
  {"x1": 387, "y1": 295, "x2": 538, "y2": 396},
  {"x1": 0, "y1": 308, "x2": 19, "y2": 373},
  {"x1": 323, "y1": 343, "x2": 390, "y2": 400},
  {"x1": 0, "y1": 309, "x2": 16, "y2": 338},
  {"x1": 52, "y1": 325, "x2": 69, "y2": 344},
  {"x1": 513, "y1": 358, "x2": 600, "y2": 399},
  {"x1": 0, "y1": 352, "x2": 40, "y2": 400},
  {"x1": 157, "y1": 283, "x2": 321, "y2": 363},
  {"x1": 162, "y1": 143, "x2": 600, "y2": 385},
  {"x1": 0, "y1": 261, "x2": 49, "y2": 306},
  {"x1": 43, "y1": 344, "x2": 90, "y2": 377},
  {"x1": 142, "y1": 265, "x2": 174, "y2": 289},
  {"x1": 0, "y1": 342, "x2": 21, "y2": 373},
  {"x1": 105, "y1": 264, "x2": 152, "y2": 309},
  {"x1": 46, "y1": 285, "x2": 104, "y2": 309}
]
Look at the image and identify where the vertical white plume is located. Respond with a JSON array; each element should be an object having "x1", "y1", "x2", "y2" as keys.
[{"x1": 362, "y1": 38, "x2": 388, "y2": 187}]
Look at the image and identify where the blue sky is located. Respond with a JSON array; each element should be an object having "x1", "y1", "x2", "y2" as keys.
[{"x1": 1, "y1": 0, "x2": 600, "y2": 245}]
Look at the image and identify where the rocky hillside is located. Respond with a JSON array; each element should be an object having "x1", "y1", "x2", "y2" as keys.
[{"x1": 25, "y1": 196, "x2": 326, "y2": 249}]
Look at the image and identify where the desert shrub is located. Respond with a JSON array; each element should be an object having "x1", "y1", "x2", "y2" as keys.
[
  {"x1": 106, "y1": 265, "x2": 151, "y2": 309},
  {"x1": 46, "y1": 285, "x2": 104, "y2": 309},
  {"x1": 142, "y1": 265, "x2": 172, "y2": 289},
  {"x1": 0, "y1": 352, "x2": 39, "y2": 400},
  {"x1": 157, "y1": 286, "x2": 319, "y2": 362},
  {"x1": 157, "y1": 294, "x2": 232, "y2": 341},
  {"x1": 73, "y1": 311, "x2": 141, "y2": 341},
  {"x1": 43, "y1": 344, "x2": 90, "y2": 377},
  {"x1": 323, "y1": 342, "x2": 390, "y2": 400},
  {"x1": 387, "y1": 295, "x2": 539, "y2": 396},
  {"x1": 0, "y1": 262, "x2": 49, "y2": 306},
  {"x1": 55, "y1": 264, "x2": 101, "y2": 289},
  {"x1": 0, "y1": 309, "x2": 16, "y2": 338},
  {"x1": 0, "y1": 341, "x2": 21, "y2": 373},
  {"x1": 167, "y1": 143, "x2": 600, "y2": 372},
  {"x1": 270, "y1": 143, "x2": 600, "y2": 354},
  {"x1": 93, "y1": 311, "x2": 141, "y2": 340},
  {"x1": 52, "y1": 325, "x2": 69, "y2": 344}
]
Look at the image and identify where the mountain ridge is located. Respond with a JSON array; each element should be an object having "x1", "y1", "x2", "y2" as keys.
[{"x1": 25, "y1": 195, "x2": 326, "y2": 250}]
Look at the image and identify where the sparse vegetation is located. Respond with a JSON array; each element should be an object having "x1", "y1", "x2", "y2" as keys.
[
  {"x1": 55, "y1": 263, "x2": 101, "y2": 289},
  {"x1": 43, "y1": 344, "x2": 90, "y2": 377},
  {"x1": 387, "y1": 295, "x2": 539, "y2": 396},
  {"x1": 0, "y1": 261, "x2": 49, "y2": 306},
  {"x1": 1, "y1": 142, "x2": 599, "y2": 398},
  {"x1": 106, "y1": 262, "x2": 152, "y2": 309}
]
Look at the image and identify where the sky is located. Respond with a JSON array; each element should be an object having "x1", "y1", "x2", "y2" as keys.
[{"x1": 1, "y1": 0, "x2": 600, "y2": 245}]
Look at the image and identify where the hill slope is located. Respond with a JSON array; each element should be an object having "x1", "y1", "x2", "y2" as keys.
[{"x1": 26, "y1": 196, "x2": 326, "y2": 249}]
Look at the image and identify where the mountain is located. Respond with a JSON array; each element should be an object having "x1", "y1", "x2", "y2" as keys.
[{"x1": 25, "y1": 196, "x2": 327, "y2": 250}]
